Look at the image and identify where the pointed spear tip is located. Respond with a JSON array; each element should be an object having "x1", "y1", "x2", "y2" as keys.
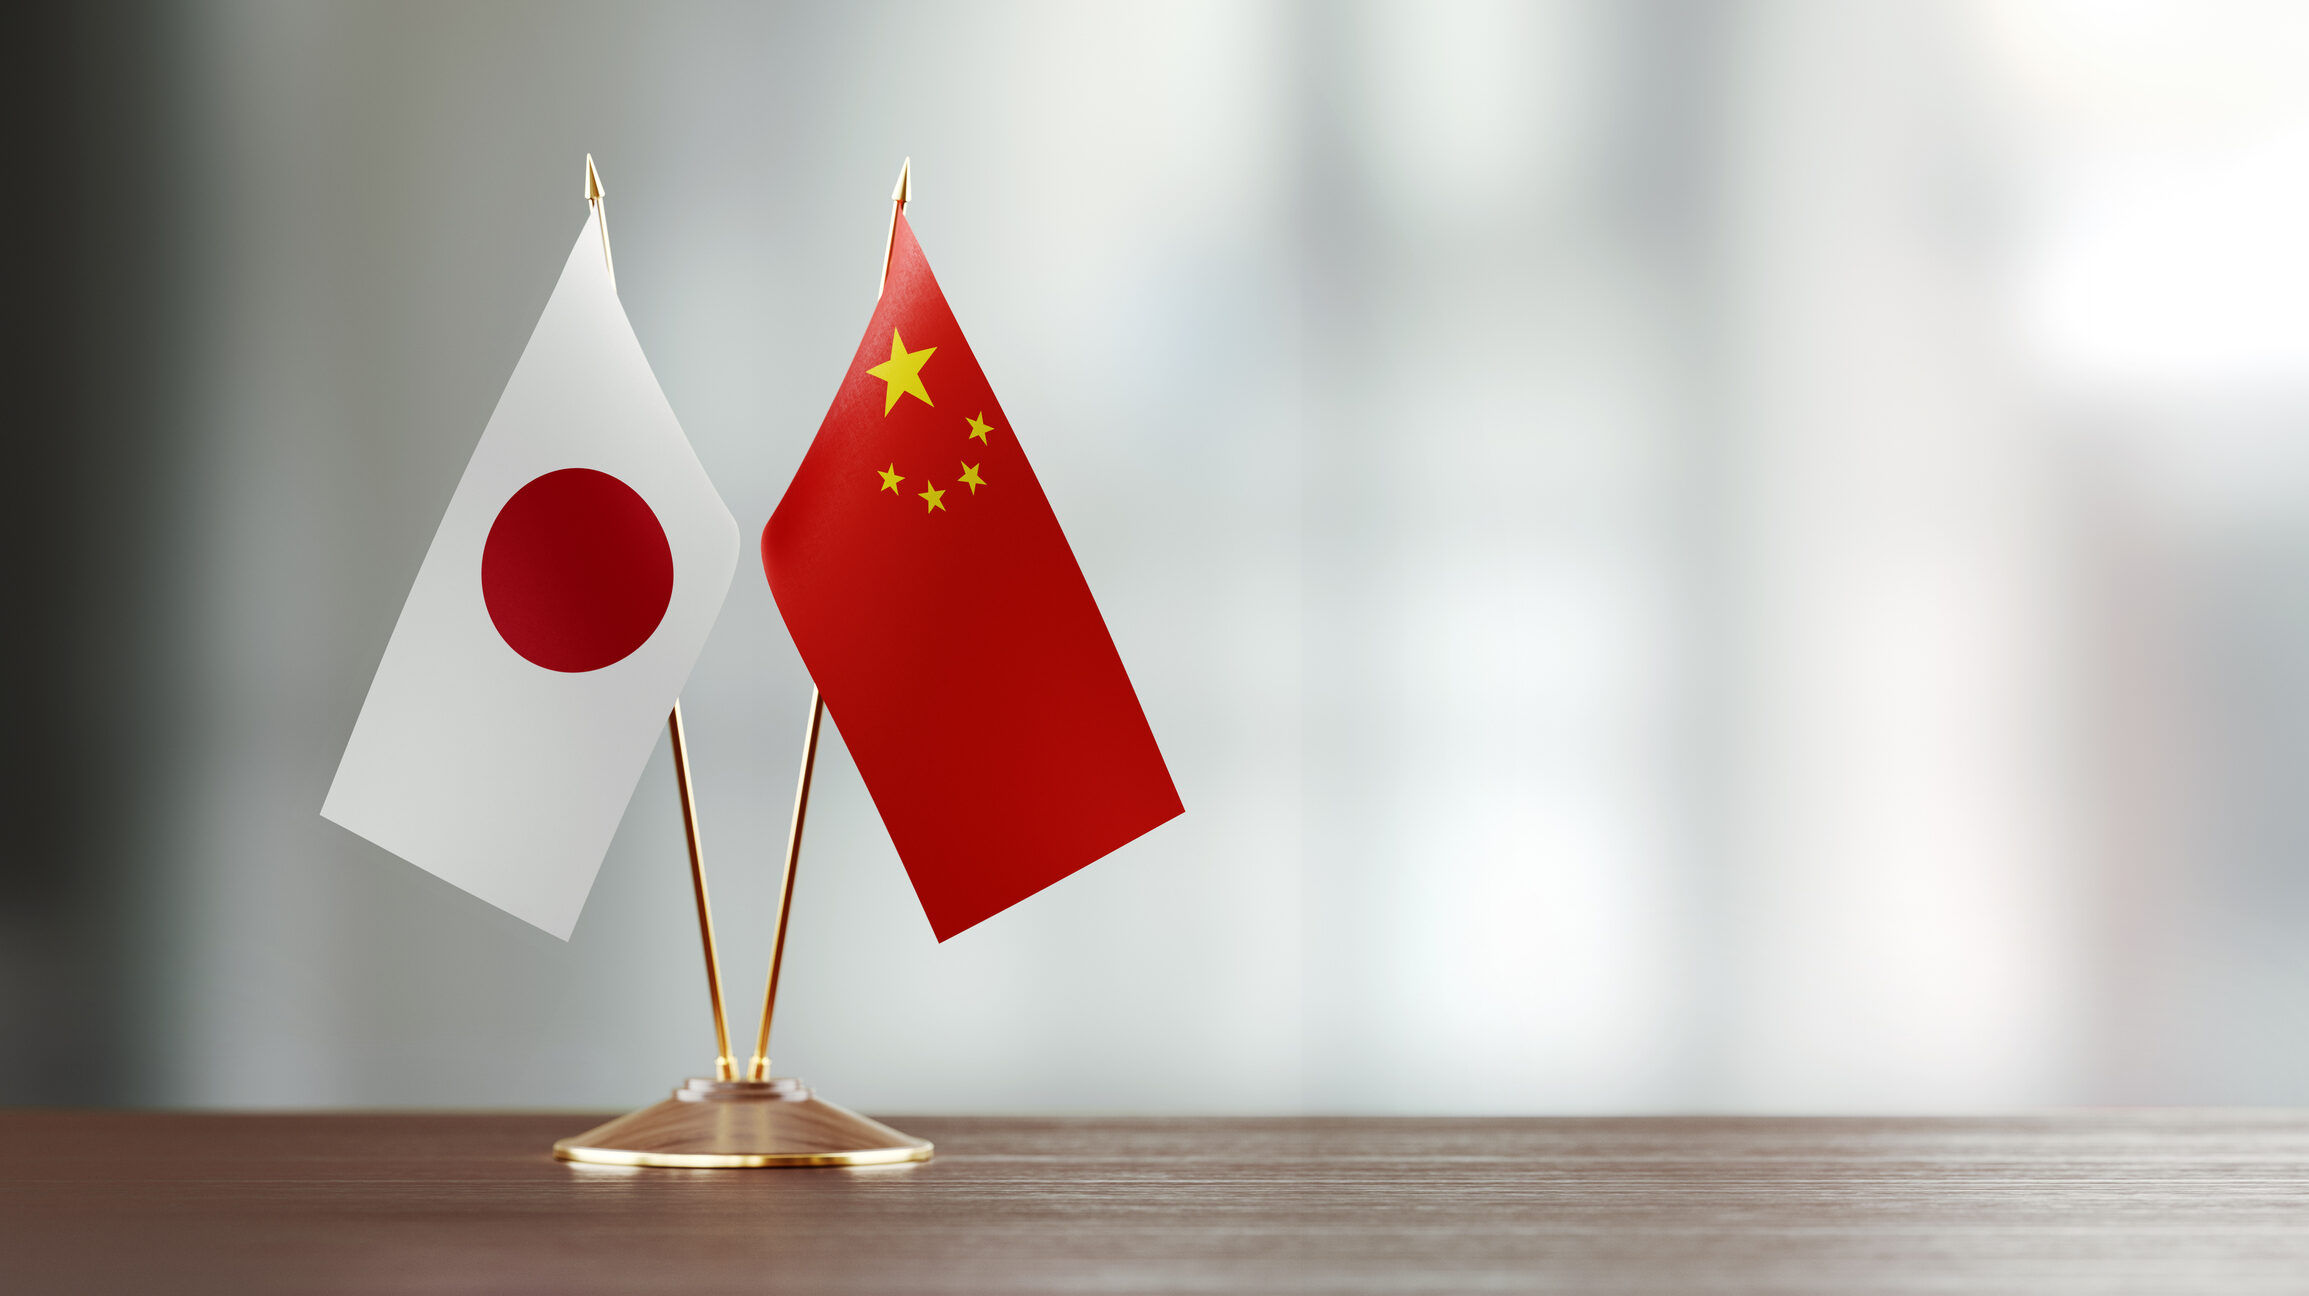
[
  {"x1": 892, "y1": 157, "x2": 911, "y2": 206},
  {"x1": 585, "y1": 154, "x2": 605, "y2": 203}
]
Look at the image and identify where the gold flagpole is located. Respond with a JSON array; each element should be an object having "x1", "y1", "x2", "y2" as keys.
[
  {"x1": 588, "y1": 153, "x2": 736, "y2": 1082},
  {"x1": 745, "y1": 691, "x2": 822, "y2": 1081},
  {"x1": 743, "y1": 157, "x2": 909, "y2": 1083},
  {"x1": 551, "y1": 156, "x2": 931, "y2": 1166},
  {"x1": 668, "y1": 702, "x2": 736, "y2": 1079}
]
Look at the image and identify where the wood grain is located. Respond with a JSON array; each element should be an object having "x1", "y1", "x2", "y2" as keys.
[{"x1": 6, "y1": 1111, "x2": 2309, "y2": 1293}]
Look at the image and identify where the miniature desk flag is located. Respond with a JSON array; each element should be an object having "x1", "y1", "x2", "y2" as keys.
[
  {"x1": 762, "y1": 212, "x2": 1181, "y2": 940},
  {"x1": 323, "y1": 205, "x2": 739, "y2": 939}
]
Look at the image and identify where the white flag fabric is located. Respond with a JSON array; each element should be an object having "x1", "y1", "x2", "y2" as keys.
[{"x1": 323, "y1": 209, "x2": 738, "y2": 938}]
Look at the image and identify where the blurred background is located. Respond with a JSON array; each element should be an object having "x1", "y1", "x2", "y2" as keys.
[{"x1": 10, "y1": 0, "x2": 2309, "y2": 1113}]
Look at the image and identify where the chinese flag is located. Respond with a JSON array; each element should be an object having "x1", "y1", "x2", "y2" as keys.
[{"x1": 763, "y1": 212, "x2": 1181, "y2": 940}]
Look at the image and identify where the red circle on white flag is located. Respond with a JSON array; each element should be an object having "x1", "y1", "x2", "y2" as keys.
[{"x1": 482, "y1": 468, "x2": 673, "y2": 673}]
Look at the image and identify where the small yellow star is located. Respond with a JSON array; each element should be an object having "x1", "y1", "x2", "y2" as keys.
[
  {"x1": 919, "y1": 481, "x2": 946, "y2": 513},
  {"x1": 877, "y1": 464, "x2": 904, "y2": 493},
  {"x1": 966, "y1": 413, "x2": 992, "y2": 443},
  {"x1": 865, "y1": 329, "x2": 936, "y2": 415},
  {"x1": 958, "y1": 461, "x2": 986, "y2": 493}
]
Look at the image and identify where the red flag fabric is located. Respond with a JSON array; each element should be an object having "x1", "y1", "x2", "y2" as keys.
[{"x1": 762, "y1": 213, "x2": 1181, "y2": 940}]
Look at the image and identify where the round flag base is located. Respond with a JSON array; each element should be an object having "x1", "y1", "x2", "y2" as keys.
[{"x1": 552, "y1": 1077, "x2": 933, "y2": 1168}]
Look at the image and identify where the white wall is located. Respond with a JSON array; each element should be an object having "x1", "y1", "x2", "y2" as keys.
[{"x1": 140, "y1": 0, "x2": 2309, "y2": 1112}]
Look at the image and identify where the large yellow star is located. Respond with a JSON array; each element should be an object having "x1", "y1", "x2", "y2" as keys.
[
  {"x1": 919, "y1": 481, "x2": 946, "y2": 513},
  {"x1": 877, "y1": 464, "x2": 904, "y2": 493},
  {"x1": 958, "y1": 461, "x2": 986, "y2": 493},
  {"x1": 866, "y1": 329, "x2": 935, "y2": 415},
  {"x1": 966, "y1": 413, "x2": 992, "y2": 443}
]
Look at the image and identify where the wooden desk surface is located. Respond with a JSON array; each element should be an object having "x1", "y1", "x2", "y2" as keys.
[{"x1": 6, "y1": 1110, "x2": 2309, "y2": 1293}]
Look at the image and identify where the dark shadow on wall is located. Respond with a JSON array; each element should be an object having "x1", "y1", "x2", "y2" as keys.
[{"x1": 2, "y1": 4, "x2": 186, "y2": 1104}]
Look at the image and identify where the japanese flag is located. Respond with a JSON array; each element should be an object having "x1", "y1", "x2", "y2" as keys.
[{"x1": 323, "y1": 205, "x2": 738, "y2": 938}]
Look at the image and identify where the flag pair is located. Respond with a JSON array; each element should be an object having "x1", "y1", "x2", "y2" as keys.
[{"x1": 323, "y1": 179, "x2": 1180, "y2": 941}]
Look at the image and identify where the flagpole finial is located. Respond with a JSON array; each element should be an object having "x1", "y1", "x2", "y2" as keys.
[
  {"x1": 878, "y1": 158, "x2": 912, "y2": 297},
  {"x1": 583, "y1": 154, "x2": 615, "y2": 287}
]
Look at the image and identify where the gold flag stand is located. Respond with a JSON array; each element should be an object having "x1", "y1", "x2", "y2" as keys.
[{"x1": 553, "y1": 157, "x2": 932, "y2": 1169}]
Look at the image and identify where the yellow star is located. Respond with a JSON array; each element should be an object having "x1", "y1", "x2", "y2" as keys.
[
  {"x1": 866, "y1": 329, "x2": 935, "y2": 415},
  {"x1": 877, "y1": 464, "x2": 904, "y2": 493},
  {"x1": 966, "y1": 413, "x2": 992, "y2": 443},
  {"x1": 919, "y1": 481, "x2": 946, "y2": 513},
  {"x1": 958, "y1": 461, "x2": 986, "y2": 493}
]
